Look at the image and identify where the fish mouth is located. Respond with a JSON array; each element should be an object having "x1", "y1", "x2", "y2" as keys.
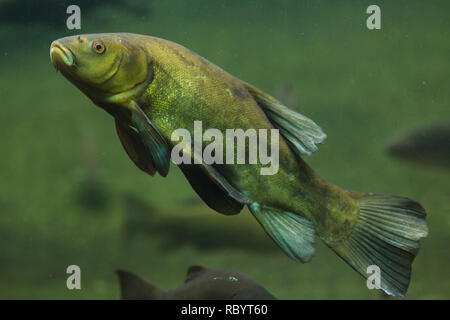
[{"x1": 50, "y1": 41, "x2": 74, "y2": 69}]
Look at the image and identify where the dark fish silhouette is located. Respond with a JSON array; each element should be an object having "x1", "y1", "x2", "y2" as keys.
[
  {"x1": 387, "y1": 121, "x2": 450, "y2": 170},
  {"x1": 116, "y1": 265, "x2": 276, "y2": 300},
  {"x1": 122, "y1": 195, "x2": 278, "y2": 252}
]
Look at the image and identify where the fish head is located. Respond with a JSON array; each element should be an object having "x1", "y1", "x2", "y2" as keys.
[{"x1": 50, "y1": 33, "x2": 152, "y2": 104}]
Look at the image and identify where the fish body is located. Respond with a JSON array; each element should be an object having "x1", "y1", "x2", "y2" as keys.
[
  {"x1": 387, "y1": 121, "x2": 450, "y2": 170},
  {"x1": 117, "y1": 265, "x2": 276, "y2": 300},
  {"x1": 129, "y1": 34, "x2": 356, "y2": 242},
  {"x1": 51, "y1": 33, "x2": 428, "y2": 297}
]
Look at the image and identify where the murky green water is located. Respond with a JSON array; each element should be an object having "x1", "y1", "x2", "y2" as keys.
[{"x1": 0, "y1": 0, "x2": 448, "y2": 299}]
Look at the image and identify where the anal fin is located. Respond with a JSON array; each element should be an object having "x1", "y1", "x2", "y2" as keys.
[{"x1": 249, "y1": 203, "x2": 316, "y2": 263}]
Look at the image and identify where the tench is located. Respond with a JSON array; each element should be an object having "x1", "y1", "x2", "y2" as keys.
[
  {"x1": 117, "y1": 265, "x2": 276, "y2": 300},
  {"x1": 50, "y1": 33, "x2": 428, "y2": 297}
]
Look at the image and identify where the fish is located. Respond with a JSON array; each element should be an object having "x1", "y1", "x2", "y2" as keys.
[
  {"x1": 122, "y1": 195, "x2": 277, "y2": 252},
  {"x1": 50, "y1": 33, "x2": 429, "y2": 297},
  {"x1": 116, "y1": 265, "x2": 276, "y2": 300},
  {"x1": 386, "y1": 121, "x2": 450, "y2": 170}
]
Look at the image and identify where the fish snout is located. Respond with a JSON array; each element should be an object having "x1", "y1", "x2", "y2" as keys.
[{"x1": 50, "y1": 41, "x2": 75, "y2": 69}]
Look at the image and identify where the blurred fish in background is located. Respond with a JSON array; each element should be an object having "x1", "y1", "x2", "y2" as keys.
[
  {"x1": 116, "y1": 265, "x2": 276, "y2": 300},
  {"x1": 122, "y1": 194, "x2": 277, "y2": 252},
  {"x1": 74, "y1": 122, "x2": 109, "y2": 211},
  {"x1": 386, "y1": 121, "x2": 450, "y2": 170}
]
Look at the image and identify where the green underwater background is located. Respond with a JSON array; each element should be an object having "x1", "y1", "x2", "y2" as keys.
[{"x1": 0, "y1": 0, "x2": 448, "y2": 299}]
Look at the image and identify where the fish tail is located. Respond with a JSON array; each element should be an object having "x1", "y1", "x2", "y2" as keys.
[
  {"x1": 249, "y1": 192, "x2": 428, "y2": 297},
  {"x1": 116, "y1": 269, "x2": 164, "y2": 300},
  {"x1": 330, "y1": 193, "x2": 428, "y2": 297}
]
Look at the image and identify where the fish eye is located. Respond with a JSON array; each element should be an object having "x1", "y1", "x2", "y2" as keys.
[{"x1": 93, "y1": 42, "x2": 106, "y2": 54}]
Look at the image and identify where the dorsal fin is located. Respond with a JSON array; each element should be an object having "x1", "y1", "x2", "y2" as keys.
[
  {"x1": 185, "y1": 265, "x2": 208, "y2": 283},
  {"x1": 245, "y1": 83, "x2": 326, "y2": 156}
]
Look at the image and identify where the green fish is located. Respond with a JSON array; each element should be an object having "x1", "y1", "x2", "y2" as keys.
[{"x1": 50, "y1": 33, "x2": 428, "y2": 297}]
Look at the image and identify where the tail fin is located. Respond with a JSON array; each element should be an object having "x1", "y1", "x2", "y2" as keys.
[
  {"x1": 116, "y1": 270, "x2": 165, "y2": 300},
  {"x1": 332, "y1": 194, "x2": 428, "y2": 297}
]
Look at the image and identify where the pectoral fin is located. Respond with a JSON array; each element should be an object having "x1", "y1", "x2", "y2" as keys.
[
  {"x1": 127, "y1": 101, "x2": 170, "y2": 177},
  {"x1": 115, "y1": 119, "x2": 156, "y2": 176},
  {"x1": 245, "y1": 83, "x2": 326, "y2": 156},
  {"x1": 180, "y1": 164, "x2": 246, "y2": 215},
  {"x1": 179, "y1": 145, "x2": 251, "y2": 215}
]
